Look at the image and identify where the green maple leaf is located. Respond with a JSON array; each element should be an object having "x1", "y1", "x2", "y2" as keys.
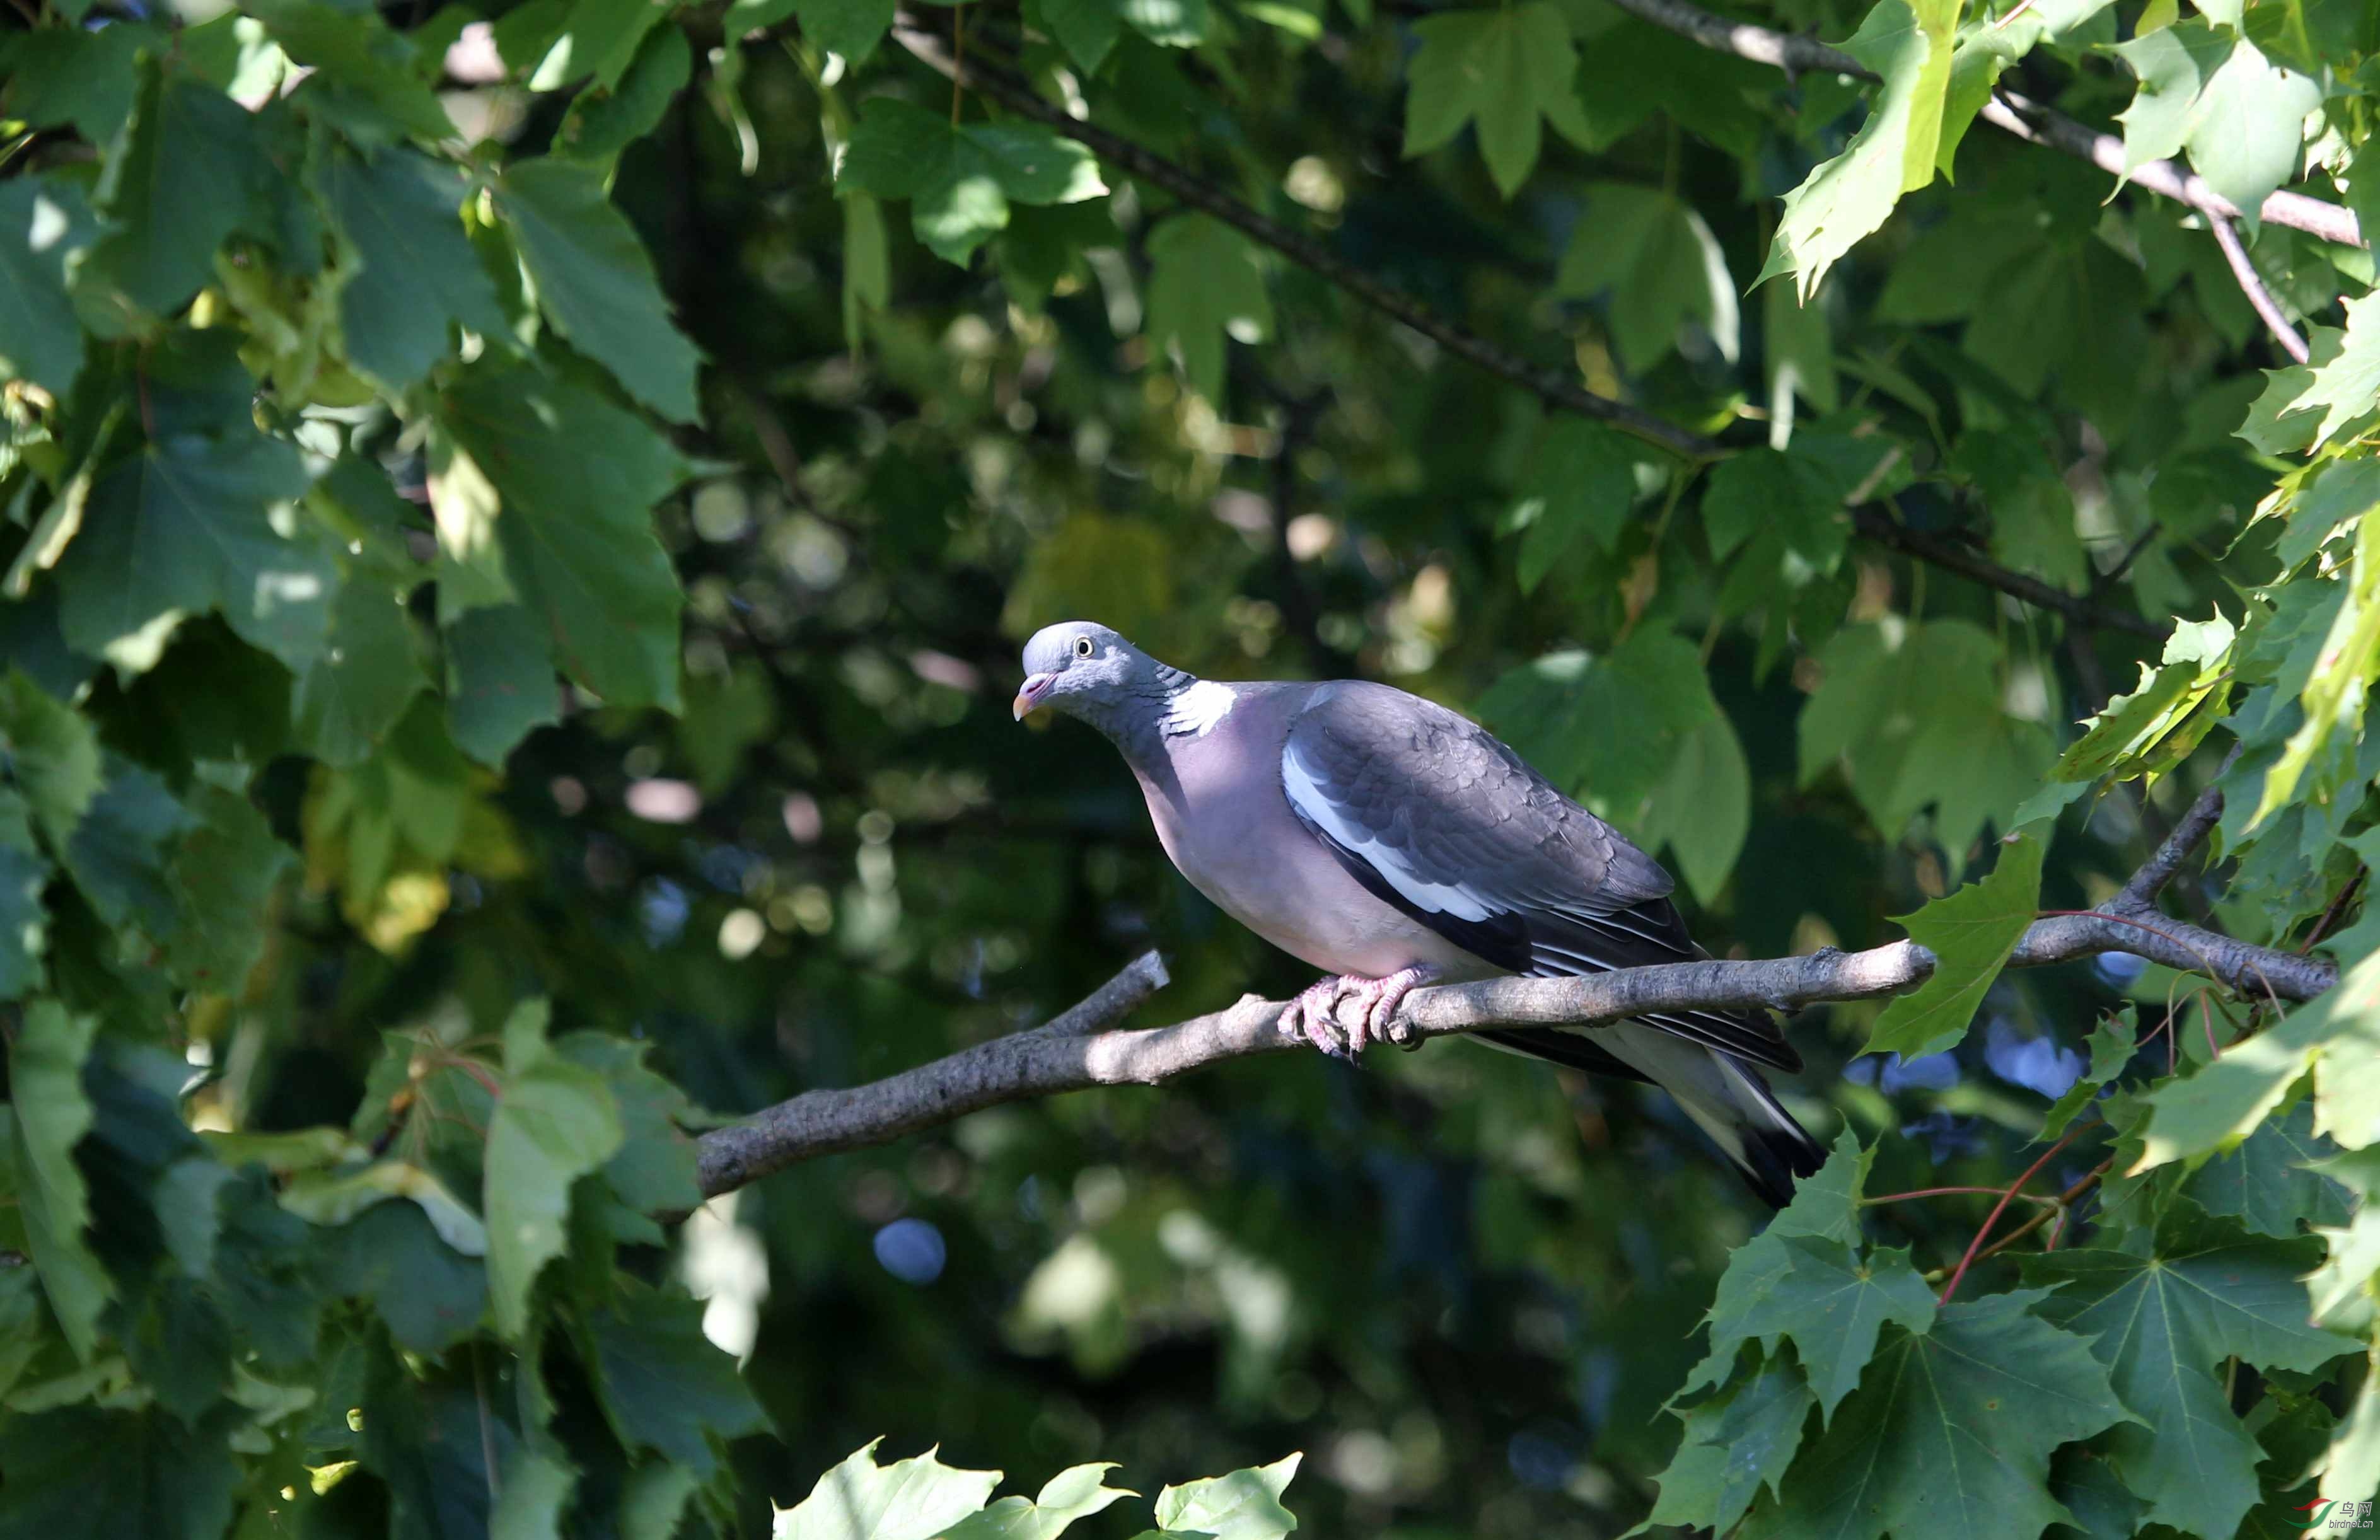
[
  {"x1": 837, "y1": 99, "x2": 1106, "y2": 266},
  {"x1": 0, "y1": 179, "x2": 95, "y2": 398},
  {"x1": 52, "y1": 432, "x2": 330, "y2": 676},
  {"x1": 942, "y1": 1464, "x2": 1137, "y2": 1540},
  {"x1": 1695, "y1": 1237, "x2": 1936, "y2": 1420},
  {"x1": 2041, "y1": 1012, "x2": 2138, "y2": 1139},
  {"x1": 1799, "y1": 621, "x2": 2055, "y2": 863},
  {"x1": 1758, "y1": 0, "x2": 1953, "y2": 303},
  {"x1": 320, "y1": 147, "x2": 511, "y2": 393},
  {"x1": 1866, "y1": 823, "x2": 2046, "y2": 1058},
  {"x1": 1151, "y1": 1453, "x2": 1301, "y2": 1540},
  {"x1": 1402, "y1": 2, "x2": 1591, "y2": 198},
  {"x1": 494, "y1": 158, "x2": 707, "y2": 423},
  {"x1": 436, "y1": 361, "x2": 691, "y2": 714},
  {"x1": 2135, "y1": 946, "x2": 2380, "y2": 1169},
  {"x1": 482, "y1": 1048, "x2": 624, "y2": 1338},
  {"x1": 1647, "y1": 1352, "x2": 1814, "y2": 1535},
  {"x1": 770, "y1": 1439, "x2": 1002, "y2": 1540},
  {"x1": 1762, "y1": 1290, "x2": 2132, "y2": 1540},
  {"x1": 2188, "y1": 1098, "x2": 2352, "y2": 1239},
  {"x1": 1143, "y1": 214, "x2": 1272, "y2": 405},
  {"x1": 8, "y1": 1001, "x2": 109, "y2": 1360},
  {"x1": 1555, "y1": 182, "x2": 1739, "y2": 371},
  {"x1": 2021, "y1": 1203, "x2": 2359, "y2": 1540},
  {"x1": 1507, "y1": 418, "x2": 1640, "y2": 593},
  {"x1": 2281, "y1": 291, "x2": 2380, "y2": 453}
]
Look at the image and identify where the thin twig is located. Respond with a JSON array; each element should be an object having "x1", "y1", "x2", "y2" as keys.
[
  {"x1": 1598, "y1": 0, "x2": 2364, "y2": 248},
  {"x1": 2089, "y1": 525, "x2": 2161, "y2": 599},
  {"x1": 1849, "y1": 506, "x2": 2171, "y2": 639},
  {"x1": 889, "y1": 22, "x2": 2168, "y2": 639},
  {"x1": 2209, "y1": 216, "x2": 2311, "y2": 363},
  {"x1": 886, "y1": 21, "x2": 1717, "y2": 461},
  {"x1": 2301, "y1": 871, "x2": 2366, "y2": 953}
]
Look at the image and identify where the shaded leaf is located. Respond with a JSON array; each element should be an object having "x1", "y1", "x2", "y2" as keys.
[
  {"x1": 0, "y1": 671, "x2": 101, "y2": 848},
  {"x1": 495, "y1": 158, "x2": 704, "y2": 422},
  {"x1": 1557, "y1": 182, "x2": 1738, "y2": 370},
  {"x1": 82, "y1": 66, "x2": 273, "y2": 316},
  {"x1": 839, "y1": 100, "x2": 1106, "y2": 267},
  {"x1": 1142, "y1": 214, "x2": 1270, "y2": 405},
  {"x1": 291, "y1": 580, "x2": 429, "y2": 767},
  {"x1": 436, "y1": 361, "x2": 690, "y2": 712},
  {"x1": 484, "y1": 1052, "x2": 624, "y2": 1337},
  {"x1": 1509, "y1": 418, "x2": 1640, "y2": 591},
  {"x1": 322, "y1": 147, "x2": 513, "y2": 392},
  {"x1": 52, "y1": 434, "x2": 327, "y2": 674},
  {"x1": 1762, "y1": 1291, "x2": 2132, "y2": 1540},
  {"x1": 6, "y1": 1002, "x2": 107, "y2": 1360},
  {"x1": 2023, "y1": 1203, "x2": 2359, "y2": 1539},
  {"x1": 1403, "y1": 3, "x2": 1590, "y2": 197},
  {"x1": 0, "y1": 180, "x2": 93, "y2": 398}
]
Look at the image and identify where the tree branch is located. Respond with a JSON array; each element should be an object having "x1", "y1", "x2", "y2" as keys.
[
  {"x1": 886, "y1": 20, "x2": 2169, "y2": 642},
  {"x1": 1849, "y1": 507, "x2": 2172, "y2": 640},
  {"x1": 2115, "y1": 751, "x2": 2234, "y2": 910},
  {"x1": 1602, "y1": 0, "x2": 2364, "y2": 249},
  {"x1": 2207, "y1": 215, "x2": 2312, "y2": 364},
  {"x1": 692, "y1": 862, "x2": 2333, "y2": 1199},
  {"x1": 886, "y1": 22, "x2": 1720, "y2": 462}
]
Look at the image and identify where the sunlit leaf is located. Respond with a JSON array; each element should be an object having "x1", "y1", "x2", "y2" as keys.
[
  {"x1": 1866, "y1": 825, "x2": 2045, "y2": 1058},
  {"x1": 771, "y1": 1439, "x2": 1001, "y2": 1540}
]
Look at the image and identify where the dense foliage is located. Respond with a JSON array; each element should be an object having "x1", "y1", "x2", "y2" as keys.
[{"x1": 1, "y1": 0, "x2": 2378, "y2": 1531}]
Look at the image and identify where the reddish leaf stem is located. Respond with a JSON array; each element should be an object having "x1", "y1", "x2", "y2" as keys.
[
  {"x1": 1975, "y1": 1162, "x2": 2111, "y2": 1264},
  {"x1": 1864, "y1": 1186, "x2": 2058, "y2": 1206},
  {"x1": 1939, "y1": 1126, "x2": 2086, "y2": 1305}
]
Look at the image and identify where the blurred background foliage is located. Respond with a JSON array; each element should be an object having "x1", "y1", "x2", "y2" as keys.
[{"x1": 0, "y1": 0, "x2": 2377, "y2": 1531}]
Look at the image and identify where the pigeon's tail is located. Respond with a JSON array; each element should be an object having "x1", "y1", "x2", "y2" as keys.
[{"x1": 1599, "y1": 1023, "x2": 1826, "y2": 1208}]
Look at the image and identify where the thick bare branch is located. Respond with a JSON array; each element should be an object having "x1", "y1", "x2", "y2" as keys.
[
  {"x1": 692, "y1": 898, "x2": 2332, "y2": 1198},
  {"x1": 1603, "y1": 0, "x2": 2365, "y2": 249}
]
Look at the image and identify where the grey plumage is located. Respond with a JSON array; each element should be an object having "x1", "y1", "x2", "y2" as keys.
[{"x1": 1016, "y1": 621, "x2": 1823, "y2": 1207}]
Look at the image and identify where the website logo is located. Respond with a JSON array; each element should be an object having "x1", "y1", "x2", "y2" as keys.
[{"x1": 2300, "y1": 1498, "x2": 2377, "y2": 1532}]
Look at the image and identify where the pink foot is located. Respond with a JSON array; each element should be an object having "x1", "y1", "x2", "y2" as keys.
[
  {"x1": 1275, "y1": 966, "x2": 1440, "y2": 1059},
  {"x1": 1278, "y1": 976, "x2": 1354, "y2": 1058}
]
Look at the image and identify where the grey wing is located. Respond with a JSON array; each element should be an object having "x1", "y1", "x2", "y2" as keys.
[{"x1": 1279, "y1": 680, "x2": 1799, "y2": 1074}]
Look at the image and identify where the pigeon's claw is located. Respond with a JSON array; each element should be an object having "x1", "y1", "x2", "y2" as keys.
[
  {"x1": 1362, "y1": 964, "x2": 1439, "y2": 1050},
  {"x1": 1278, "y1": 966, "x2": 1440, "y2": 1060},
  {"x1": 1278, "y1": 977, "x2": 1354, "y2": 1059}
]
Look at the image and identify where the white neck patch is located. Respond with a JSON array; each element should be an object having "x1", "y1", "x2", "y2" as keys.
[{"x1": 1162, "y1": 680, "x2": 1237, "y2": 738}]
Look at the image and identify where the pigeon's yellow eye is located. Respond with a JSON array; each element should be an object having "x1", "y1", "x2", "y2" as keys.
[{"x1": 1074, "y1": 636, "x2": 1094, "y2": 659}]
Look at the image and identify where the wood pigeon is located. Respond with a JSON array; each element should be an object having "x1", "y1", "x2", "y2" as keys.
[{"x1": 1014, "y1": 621, "x2": 1825, "y2": 1206}]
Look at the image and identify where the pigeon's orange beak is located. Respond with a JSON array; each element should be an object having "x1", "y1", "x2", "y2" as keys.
[{"x1": 1013, "y1": 672, "x2": 1054, "y2": 721}]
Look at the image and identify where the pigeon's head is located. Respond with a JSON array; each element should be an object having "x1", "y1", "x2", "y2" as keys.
[{"x1": 1014, "y1": 621, "x2": 1165, "y2": 722}]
